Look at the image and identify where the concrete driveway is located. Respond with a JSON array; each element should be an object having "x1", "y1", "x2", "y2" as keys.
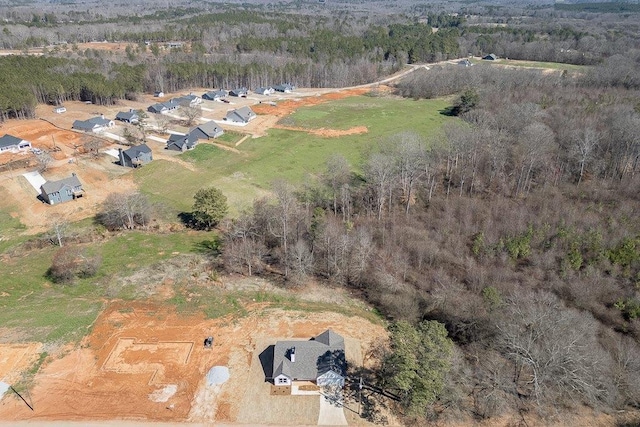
[{"x1": 317, "y1": 394, "x2": 347, "y2": 425}]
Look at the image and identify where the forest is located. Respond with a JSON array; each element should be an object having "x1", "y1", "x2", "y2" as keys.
[{"x1": 212, "y1": 63, "x2": 640, "y2": 422}]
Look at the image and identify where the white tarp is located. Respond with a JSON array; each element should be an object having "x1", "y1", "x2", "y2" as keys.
[
  {"x1": 206, "y1": 366, "x2": 229, "y2": 386},
  {"x1": 22, "y1": 171, "x2": 46, "y2": 193},
  {"x1": 0, "y1": 381, "x2": 9, "y2": 399}
]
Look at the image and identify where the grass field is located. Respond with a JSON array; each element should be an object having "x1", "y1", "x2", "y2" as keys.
[
  {"x1": 0, "y1": 231, "x2": 217, "y2": 343},
  {"x1": 472, "y1": 58, "x2": 587, "y2": 72},
  {"x1": 0, "y1": 93, "x2": 451, "y2": 346},
  {"x1": 137, "y1": 95, "x2": 453, "y2": 214}
]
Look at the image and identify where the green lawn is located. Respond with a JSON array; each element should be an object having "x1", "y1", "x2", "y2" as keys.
[
  {"x1": 471, "y1": 58, "x2": 587, "y2": 72},
  {"x1": 0, "y1": 186, "x2": 27, "y2": 252},
  {"x1": 137, "y1": 95, "x2": 454, "y2": 214},
  {"x1": 0, "y1": 230, "x2": 217, "y2": 343}
]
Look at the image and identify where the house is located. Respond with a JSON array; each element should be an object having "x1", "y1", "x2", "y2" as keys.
[
  {"x1": 255, "y1": 87, "x2": 274, "y2": 95},
  {"x1": 148, "y1": 103, "x2": 167, "y2": 114},
  {"x1": 72, "y1": 116, "x2": 115, "y2": 133},
  {"x1": 147, "y1": 99, "x2": 180, "y2": 114},
  {"x1": 115, "y1": 109, "x2": 140, "y2": 124},
  {"x1": 229, "y1": 87, "x2": 248, "y2": 97},
  {"x1": 40, "y1": 173, "x2": 84, "y2": 205},
  {"x1": 154, "y1": 91, "x2": 165, "y2": 98},
  {"x1": 458, "y1": 59, "x2": 473, "y2": 67},
  {"x1": 189, "y1": 121, "x2": 224, "y2": 140},
  {"x1": 270, "y1": 330, "x2": 346, "y2": 388},
  {"x1": 273, "y1": 83, "x2": 295, "y2": 93},
  {"x1": 225, "y1": 106, "x2": 256, "y2": 124},
  {"x1": 175, "y1": 94, "x2": 202, "y2": 108},
  {"x1": 118, "y1": 144, "x2": 153, "y2": 168},
  {"x1": 166, "y1": 133, "x2": 199, "y2": 152},
  {"x1": 53, "y1": 106, "x2": 66, "y2": 114},
  {"x1": 202, "y1": 90, "x2": 227, "y2": 101},
  {"x1": 482, "y1": 53, "x2": 497, "y2": 60},
  {"x1": 0, "y1": 134, "x2": 31, "y2": 153}
]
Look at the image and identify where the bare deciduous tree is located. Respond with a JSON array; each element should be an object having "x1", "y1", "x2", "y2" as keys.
[
  {"x1": 183, "y1": 105, "x2": 201, "y2": 126},
  {"x1": 98, "y1": 192, "x2": 152, "y2": 230}
]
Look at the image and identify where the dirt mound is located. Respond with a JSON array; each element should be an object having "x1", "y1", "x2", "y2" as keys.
[
  {"x1": 252, "y1": 88, "x2": 368, "y2": 118},
  {"x1": 275, "y1": 125, "x2": 368, "y2": 138}
]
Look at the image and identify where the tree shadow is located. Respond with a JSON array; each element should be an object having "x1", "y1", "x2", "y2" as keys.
[
  {"x1": 259, "y1": 345, "x2": 274, "y2": 383},
  {"x1": 193, "y1": 238, "x2": 221, "y2": 256},
  {"x1": 439, "y1": 106, "x2": 457, "y2": 116},
  {"x1": 178, "y1": 212, "x2": 196, "y2": 228}
]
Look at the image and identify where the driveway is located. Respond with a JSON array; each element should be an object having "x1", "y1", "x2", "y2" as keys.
[
  {"x1": 21, "y1": 171, "x2": 46, "y2": 193},
  {"x1": 317, "y1": 394, "x2": 347, "y2": 425}
]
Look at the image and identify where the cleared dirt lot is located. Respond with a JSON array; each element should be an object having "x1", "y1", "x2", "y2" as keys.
[{"x1": 0, "y1": 301, "x2": 390, "y2": 425}]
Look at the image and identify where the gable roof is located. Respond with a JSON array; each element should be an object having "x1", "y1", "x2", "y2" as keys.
[
  {"x1": 0, "y1": 134, "x2": 25, "y2": 149},
  {"x1": 116, "y1": 111, "x2": 139, "y2": 121},
  {"x1": 167, "y1": 133, "x2": 198, "y2": 150},
  {"x1": 226, "y1": 106, "x2": 256, "y2": 123},
  {"x1": 274, "y1": 83, "x2": 294, "y2": 92},
  {"x1": 203, "y1": 90, "x2": 227, "y2": 99},
  {"x1": 272, "y1": 329, "x2": 346, "y2": 381},
  {"x1": 72, "y1": 120, "x2": 99, "y2": 131},
  {"x1": 87, "y1": 116, "x2": 112, "y2": 126},
  {"x1": 41, "y1": 174, "x2": 82, "y2": 195},
  {"x1": 192, "y1": 121, "x2": 223, "y2": 138},
  {"x1": 122, "y1": 144, "x2": 152, "y2": 158}
]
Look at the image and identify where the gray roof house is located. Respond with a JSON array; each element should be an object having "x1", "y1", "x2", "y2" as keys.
[
  {"x1": 273, "y1": 83, "x2": 295, "y2": 93},
  {"x1": 202, "y1": 90, "x2": 227, "y2": 101},
  {"x1": 148, "y1": 103, "x2": 167, "y2": 114},
  {"x1": 271, "y1": 330, "x2": 346, "y2": 388},
  {"x1": 119, "y1": 144, "x2": 153, "y2": 168},
  {"x1": 225, "y1": 106, "x2": 257, "y2": 124},
  {"x1": 229, "y1": 87, "x2": 248, "y2": 97},
  {"x1": 255, "y1": 87, "x2": 275, "y2": 95},
  {"x1": 40, "y1": 173, "x2": 84, "y2": 205},
  {"x1": 458, "y1": 59, "x2": 473, "y2": 67},
  {"x1": 148, "y1": 99, "x2": 180, "y2": 114},
  {"x1": 175, "y1": 94, "x2": 202, "y2": 107},
  {"x1": 166, "y1": 133, "x2": 198, "y2": 152},
  {"x1": 482, "y1": 53, "x2": 498, "y2": 60},
  {"x1": 115, "y1": 109, "x2": 140, "y2": 124},
  {"x1": 72, "y1": 116, "x2": 115, "y2": 133},
  {"x1": 154, "y1": 91, "x2": 165, "y2": 97},
  {"x1": 0, "y1": 134, "x2": 31, "y2": 153},
  {"x1": 189, "y1": 121, "x2": 224, "y2": 140}
]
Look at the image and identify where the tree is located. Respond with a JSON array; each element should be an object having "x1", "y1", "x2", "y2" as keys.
[
  {"x1": 98, "y1": 192, "x2": 152, "y2": 230},
  {"x1": 192, "y1": 187, "x2": 228, "y2": 230},
  {"x1": 382, "y1": 320, "x2": 453, "y2": 416},
  {"x1": 83, "y1": 138, "x2": 102, "y2": 158},
  {"x1": 496, "y1": 290, "x2": 609, "y2": 405},
  {"x1": 323, "y1": 154, "x2": 351, "y2": 216},
  {"x1": 35, "y1": 151, "x2": 53, "y2": 172},
  {"x1": 49, "y1": 215, "x2": 69, "y2": 247},
  {"x1": 268, "y1": 180, "x2": 300, "y2": 277},
  {"x1": 573, "y1": 127, "x2": 599, "y2": 186},
  {"x1": 451, "y1": 88, "x2": 479, "y2": 116},
  {"x1": 48, "y1": 245, "x2": 101, "y2": 284},
  {"x1": 183, "y1": 105, "x2": 201, "y2": 126}
]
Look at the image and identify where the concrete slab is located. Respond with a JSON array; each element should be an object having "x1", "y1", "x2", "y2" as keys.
[
  {"x1": 317, "y1": 394, "x2": 347, "y2": 425},
  {"x1": 21, "y1": 171, "x2": 46, "y2": 192}
]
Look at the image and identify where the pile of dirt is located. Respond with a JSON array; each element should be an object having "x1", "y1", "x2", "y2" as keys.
[
  {"x1": 274, "y1": 125, "x2": 368, "y2": 138},
  {"x1": 252, "y1": 88, "x2": 369, "y2": 118}
]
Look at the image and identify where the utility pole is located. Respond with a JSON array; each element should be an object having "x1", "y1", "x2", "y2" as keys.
[{"x1": 358, "y1": 376, "x2": 363, "y2": 416}]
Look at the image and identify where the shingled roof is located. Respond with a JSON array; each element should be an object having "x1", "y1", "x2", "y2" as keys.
[{"x1": 272, "y1": 329, "x2": 346, "y2": 382}]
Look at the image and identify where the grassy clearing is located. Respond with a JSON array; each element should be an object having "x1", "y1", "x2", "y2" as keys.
[
  {"x1": 216, "y1": 130, "x2": 246, "y2": 147},
  {"x1": 0, "y1": 230, "x2": 217, "y2": 343},
  {"x1": 472, "y1": 58, "x2": 587, "y2": 72},
  {"x1": 169, "y1": 286, "x2": 384, "y2": 325},
  {"x1": 0, "y1": 186, "x2": 27, "y2": 252},
  {"x1": 137, "y1": 95, "x2": 453, "y2": 214}
]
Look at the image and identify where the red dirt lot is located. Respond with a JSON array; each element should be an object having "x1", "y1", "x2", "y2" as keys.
[
  {"x1": 0, "y1": 301, "x2": 388, "y2": 424},
  {"x1": 252, "y1": 88, "x2": 369, "y2": 118}
]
